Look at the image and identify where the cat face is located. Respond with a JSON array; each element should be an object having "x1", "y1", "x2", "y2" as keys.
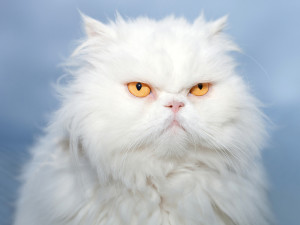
[{"x1": 62, "y1": 15, "x2": 265, "y2": 166}]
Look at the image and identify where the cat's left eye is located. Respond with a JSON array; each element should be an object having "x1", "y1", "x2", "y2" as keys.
[
  {"x1": 127, "y1": 82, "x2": 151, "y2": 97},
  {"x1": 190, "y1": 83, "x2": 209, "y2": 96}
]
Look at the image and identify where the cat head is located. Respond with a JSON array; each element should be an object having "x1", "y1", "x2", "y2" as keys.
[{"x1": 55, "y1": 14, "x2": 266, "y2": 173}]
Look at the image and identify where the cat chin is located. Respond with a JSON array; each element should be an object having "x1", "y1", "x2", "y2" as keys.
[{"x1": 152, "y1": 129, "x2": 191, "y2": 158}]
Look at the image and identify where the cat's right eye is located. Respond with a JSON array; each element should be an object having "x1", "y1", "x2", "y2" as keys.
[{"x1": 127, "y1": 82, "x2": 151, "y2": 97}]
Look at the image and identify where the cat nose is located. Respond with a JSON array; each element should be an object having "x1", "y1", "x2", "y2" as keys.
[{"x1": 164, "y1": 101, "x2": 185, "y2": 113}]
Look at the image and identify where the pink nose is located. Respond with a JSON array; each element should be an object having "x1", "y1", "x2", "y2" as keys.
[{"x1": 165, "y1": 101, "x2": 185, "y2": 113}]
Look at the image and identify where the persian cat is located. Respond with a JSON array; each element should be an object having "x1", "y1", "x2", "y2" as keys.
[{"x1": 14, "y1": 13, "x2": 272, "y2": 225}]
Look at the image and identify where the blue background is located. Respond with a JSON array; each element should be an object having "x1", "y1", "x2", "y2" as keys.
[{"x1": 0, "y1": 1, "x2": 299, "y2": 224}]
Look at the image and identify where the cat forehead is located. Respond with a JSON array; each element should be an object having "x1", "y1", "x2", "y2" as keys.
[
  {"x1": 105, "y1": 33, "x2": 231, "y2": 89},
  {"x1": 81, "y1": 15, "x2": 238, "y2": 88}
]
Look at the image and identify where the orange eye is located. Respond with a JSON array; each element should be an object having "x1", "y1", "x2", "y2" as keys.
[
  {"x1": 127, "y1": 82, "x2": 151, "y2": 97},
  {"x1": 190, "y1": 83, "x2": 209, "y2": 96}
]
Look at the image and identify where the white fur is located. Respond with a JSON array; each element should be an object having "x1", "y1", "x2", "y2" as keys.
[{"x1": 14, "y1": 14, "x2": 272, "y2": 225}]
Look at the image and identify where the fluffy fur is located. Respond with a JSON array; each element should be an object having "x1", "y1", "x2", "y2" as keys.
[{"x1": 14, "y1": 14, "x2": 272, "y2": 225}]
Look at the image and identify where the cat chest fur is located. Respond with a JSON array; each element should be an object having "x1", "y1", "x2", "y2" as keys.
[{"x1": 42, "y1": 152, "x2": 254, "y2": 225}]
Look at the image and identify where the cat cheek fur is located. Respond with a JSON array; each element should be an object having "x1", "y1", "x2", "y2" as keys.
[{"x1": 14, "y1": 13, "x2": 273, "y2": 225}]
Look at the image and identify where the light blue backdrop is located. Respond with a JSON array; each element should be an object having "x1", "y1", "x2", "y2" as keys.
[{"x1": 0, "y1": 1, "x2": 299, "y2": 225}]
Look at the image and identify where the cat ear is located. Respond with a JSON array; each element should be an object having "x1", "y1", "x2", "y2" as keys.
[
  {"x1": 193, "y1": 13, "x2": 228, "y2": 36},
  {"x1": 209, "y1": 15, "x2": 228, "y2": 36},
  {"x1": 80, "y1": 13, "x2": 113, "y2": 38}
]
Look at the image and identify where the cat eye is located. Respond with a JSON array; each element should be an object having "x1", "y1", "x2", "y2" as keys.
[
  {"x1": 127, "y1": 82, "x2": 151, "y2": 97},
  {"x1": 190, "y1": 83, "x2": 209, "y2": 96}
]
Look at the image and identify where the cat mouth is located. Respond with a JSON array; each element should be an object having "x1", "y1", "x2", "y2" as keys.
[
  {"x1": 171, "y1": 120, "x2": 180, "y2": 127},
  {"x1": 167, "y1": 119, "x2": 185, "y2": 131}
]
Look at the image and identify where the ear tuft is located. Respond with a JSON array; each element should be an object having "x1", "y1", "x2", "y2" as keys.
[
  {"x1": 210, "y1": 15, "x2": 228, "y2": 35},
  {"x1": 79, "y1": 12, "x2": 111, "y2": 38}
]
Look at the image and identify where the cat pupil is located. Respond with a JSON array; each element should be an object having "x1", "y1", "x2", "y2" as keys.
[
  {"x1": 136, "y1": 82, "x2": 142, "y2": 91},
  {"x1": 198, "y1": 83, "x2": 203, "y2": 90}
]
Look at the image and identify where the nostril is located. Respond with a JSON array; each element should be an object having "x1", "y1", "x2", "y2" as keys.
[
  {"x1": 164, "y1": 101, "x2": 185, "y2": 113},
  {"x1": 177, "y1": 102, "x2": 185, "y2": 108}
]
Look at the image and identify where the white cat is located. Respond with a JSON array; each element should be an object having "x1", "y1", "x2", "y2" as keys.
[{"x1": 14, "y1": 13, "x2": 273, "y2": 225}]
